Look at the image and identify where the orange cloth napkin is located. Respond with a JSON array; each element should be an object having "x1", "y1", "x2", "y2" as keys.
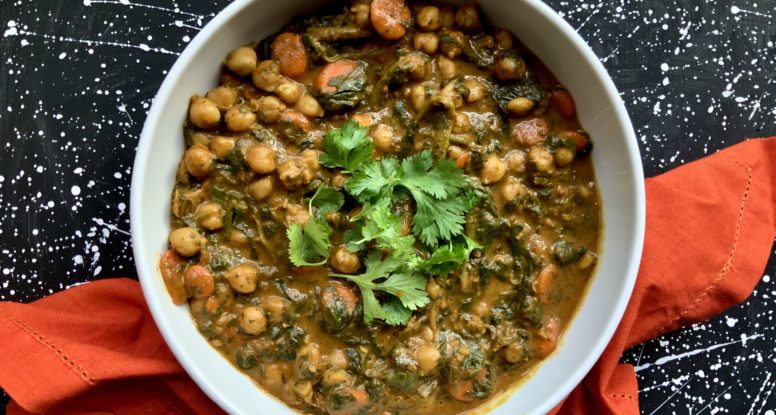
[{"x1": 1, "y1": 138, "x2": 774, "y2": 415}]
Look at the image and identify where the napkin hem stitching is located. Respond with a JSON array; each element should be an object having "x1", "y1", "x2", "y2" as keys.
[
  {"x1": 656, "y1": 159, "x2": 752, "y2": 335},
  {"x1": 0, "y1": 309, "x2": 96, "y2": 385}
]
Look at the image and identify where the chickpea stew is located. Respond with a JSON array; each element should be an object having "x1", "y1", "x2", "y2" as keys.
[{"x1": 162, "y1": 1, "x2": 600, "y2": 413}]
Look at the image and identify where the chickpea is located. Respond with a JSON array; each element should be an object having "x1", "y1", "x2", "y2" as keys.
[
  {"x1": 494, "y1": 55, "x2": 527, "y2": 81},
  {"x1": 439, "y1": 30, "x2": 464, "y2": 59},
  {"x1": 296, "y1": 94, "x2": 324, "y2": 118},
  {"x1": 169, "y1": 227, "x2": 206, "y2": 257},
  {"x1": 455, "y1": 4, "x2": 480, "y2": 31},
  {"x1": 555, "y1": 147, "x2": 576, "y2": 166},
  {"x1": 322, "y1": 369, "x2": 351, "y2": 387},
  {"x1": 247, "y1": 176, "x2": 274, "y2": 201},
  {"x1": 494, "y1": 29, "x2": 514, "y2": 49},
  {"x1": 296, "y1": 343, "x2": 322, "y2": 376},
  {"x1": 438, "y1": 5, "x2": 455, "y2": 28},
  {"x1": 427, "y1": 278, "x2": 443, "y2": 299},
  {"x1": 252, "y1": 96, "x2": 286, "y2": 124},
  {"x1": 207, "y1": 136, "x2": 233, "y2": 160},
  {"x1": 330, "y1": 349, "x2": 349, "y2": 369},
  {"x1": 263, "y1": 295, "x2": 287, "y2": 323},
  {"x1": 330, "y1": 247, "x2": 361, "y2": 274},
  {"x1": 230, "y1": 230, "x2": 250, "y2": 245},
  {"x1": 503, "y1": 343, "x2": 525, "y2": 363},
  {"x1": 351, "y1": 113, "x2": 372, "y2": 128},
  {"x1": 285, "y1": 204, "x2": 310, "y2": 226},
  {"x1": 529, "y1": 146, "x2": 554, "y2": 172},
  {"x1": 196, "y1": 202, "x2": 225, "y2": 231},
  {"x1": 452, "y1": 112, "x2": 471, "y2": 134},
  {"x1": 413, "y1": 33, "x2": 439, "y2": 55},
  {"x1": 417, "y1": 6, "x2": 440, "y2": 31},
  {"x1": 448, "y1": 145, "x2": 464, "y2": 161},
  {"x1": 252, "y1": 60, "x2": 281, "y2": 92},
  {"x1": 500, "y1": 176, "x2": 526, "y2": 201},
  {"x1": 224, "y1": 106, "x2": 257, "y2": 132},
  {"x1": 351, "y1": 3, "x2": 371, "y2": 28},
  {"x1": 481, "y1": 154, "x2": 506, "y2": 185},
  {"x1": 437, "y1": 56, "x2": 456, "y2": 79},
  {"x1": 189, "y1": 97, "x2": 220, "y2": 130},
  {"x1": 278, "y1": 159, "x2": 308, "y2": 190},
  {"x1": 472, "y1": 300, "x2": 490, "y2": 318},
  {"x1": 294, "y1": 381, "x2": 314, "y2": 405},
  {"x1": 184, "y1": 144, "x2": 214, "y2": 179},
  {"x1": 206, "y1": 86, "x2": 239, "y2": 108},
  {"x1": 507, "y1": 97, "x2": 535, "y2": 117},
  {"x1": 408, "y1": 84, "x2": 428, "y2": 113},
  {"x1": 505, "y1": 149, "x2": 527, "y2": 174},
  {"x1": 225, "y1": 263, "x2": 259, "y2": 294},
  {"x1": 274, "y1": 81, "x2": 303, "y2": 105},
  {"x1": 416, "y1": 344, "x2": 440, "y2": 374},
  {"x1": 244, "y1": 144, "x2": 276, "y2": 174},
  {"x1": 371, "y1": 124, "x2": 399, "y2": 154},
  {"x1": 240, "y1": 305, "x2": 267, "y2": 335},
  {"x1": 189, "y1": 132, "x2": 210, "y2": 147},
  {"x1": 463, "y1": 79, "x2": 486, "y2": 102},
  {"x1": 225, "y1": 46, "x2": 257, "y2": 77}
]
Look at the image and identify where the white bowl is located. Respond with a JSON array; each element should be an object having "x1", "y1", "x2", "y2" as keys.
[{"x1": 130, "y1": 1, "x2": 645, "y2": 413}]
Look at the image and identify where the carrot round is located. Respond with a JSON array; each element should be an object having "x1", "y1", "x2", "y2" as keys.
[
  {"x1": 279, "y1": 110, "x2": 313, "y2": 132},
  {"x1": 370, "y1": 0, "x2": 411, "y2": 40},
  {"x1": 535, "y1": 264, "x2": 557, "y2": 304},
  {"x1": 184, "y1": 265, "x2": 215, "y2": 299},
  {"x1": 551, "y1": 89, "x2": 576, "y2": 119},
  {"x1": 557, "y1": 130, "x2": 589, "y2": 152},
  {"x1": 271, "y1": 32, "x2": 309, "y2": 79},
  {"x1": 314, "y1": 60, "x2": 359, "y2": 94},
  {"x1": 534, "y1": 316, "x2": 560, "y2": 357},
  {"x1": 455, "y1": 151, "x2": 470, "y2": 169},
  {"x1": 160, "y1": 249, "x2": 187, "y2": 305}
]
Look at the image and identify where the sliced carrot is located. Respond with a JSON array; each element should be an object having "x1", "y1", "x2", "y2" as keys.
[
  {"x1": 184, "y1": 265, "x2": 215, "y2": 299},
  {"x1": 455, "y1": 151, "x2": 470, "y2": 169},
  {"x1": 322, "y1": 282, "x2": 359, "y2": 315},
  {"x1": 271, "y1": 32, "x2": 309, "y2": 79},
  {"x1": 557, "y1": 130, "x2": 589, "y2": 152},
  {"x1": 370, "y1": 0, "x2": 411, "y2": 40},
  {"x1": 160, "y1": 249, "x2": 187, "y2": 305},
  {"x1": 535, "y1": 265, "x2": 557, "y2": 304},
  {"x1": 533, "y1": 316, "x2": 560, "y2": 357},
  {"x1": 328, "y1": 386, "x2": 370, "y2": 415},
  {"x1": 314, "y1": 60, "x2": 359, "y2": 94},
  {"x1": 448, "y1": 368, "x2": 488, "y2": 402},
  {"x1": 551, "y1": 89, "x2": 576, "y2": 120},
  {"x1": 205, "y1": 296, "x2": 219, "y2": 314},
  {"x1": 279, "y1": 110, "x2": 313, "y2": 132}
]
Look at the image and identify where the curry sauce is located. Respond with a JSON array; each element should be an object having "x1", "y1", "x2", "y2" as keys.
[{"x1": 160, "y1": 1, "x2": 601, "y2": 413}]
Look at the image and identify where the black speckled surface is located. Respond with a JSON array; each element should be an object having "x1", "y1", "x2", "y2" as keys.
[{"x1": 1, "y1": 1, "x2": 774, "y2": 413}]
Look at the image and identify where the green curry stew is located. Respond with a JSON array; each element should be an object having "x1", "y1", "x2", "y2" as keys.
[{"x1": 161, "y1": 1, "x2": 601, "y2": 413}]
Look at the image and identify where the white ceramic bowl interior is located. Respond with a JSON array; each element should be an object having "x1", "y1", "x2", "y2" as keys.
[{"x1": 131, "y1": 0, "x2": 645, "y2": 413}]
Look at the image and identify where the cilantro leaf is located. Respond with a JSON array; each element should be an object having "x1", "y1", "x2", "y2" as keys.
[
  {"x1": 345, "y1": 158, "x2": 399, "y2": 203},
  {"x1": 330, "y1": 251, "x2": 428, "y2": 325},
  {"x1": 399, "y1": 151, "x2": 466, "y2": 199},
  {"x1": 308, "y1": 185, "x2": 344, "y2": 216},
  {"x1": 381, "y1": 296, "x2": 414, "y2": 325},
  {"x1": 346, "y1": 200, "x2": 417, "y2": 260},
  {"x1": 418, "y1": 236, "x2": 481, "y2": 276},
  {"x1": 287, "y1": 219, "x2": 332, "y2": 267},
  {"x1": 411, "y1": 191, "x2": 469, "y2": 246},
  {"x1": 320, "y1": 121, "x2": 373, "y2": 173}
]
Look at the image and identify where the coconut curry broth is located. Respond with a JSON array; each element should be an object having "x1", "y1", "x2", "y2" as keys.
[{"x1": 160, "y1": 1, "x2": 600, "y2": 413}]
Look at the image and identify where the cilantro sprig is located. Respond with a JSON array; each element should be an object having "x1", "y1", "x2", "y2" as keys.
[
  {"x1": 346, "y1": 150, "x2": 470, "y2": 246},
  {"x1": 286, "y1": 121, "x2": 481, "y2": 325},
  {"x1": 286, "y1": 186, "x2": 344, "y2": 267},
  {"x1": 330, "y1": 251, "x2": 430, "y2": 325}
]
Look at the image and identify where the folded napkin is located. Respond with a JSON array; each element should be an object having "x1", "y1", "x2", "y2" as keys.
[{"x1": 1, "y1": 138, "x2": 774, "y2": 415}]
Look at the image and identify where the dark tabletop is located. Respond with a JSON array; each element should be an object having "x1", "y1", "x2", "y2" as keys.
[{"x1": 1, "y1": 1, "x2": 775, "y2": 413}]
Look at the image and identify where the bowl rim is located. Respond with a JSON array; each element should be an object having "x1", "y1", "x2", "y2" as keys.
[{"x1": 130, "y1": 0, "x2": 646, "y2": 414}]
